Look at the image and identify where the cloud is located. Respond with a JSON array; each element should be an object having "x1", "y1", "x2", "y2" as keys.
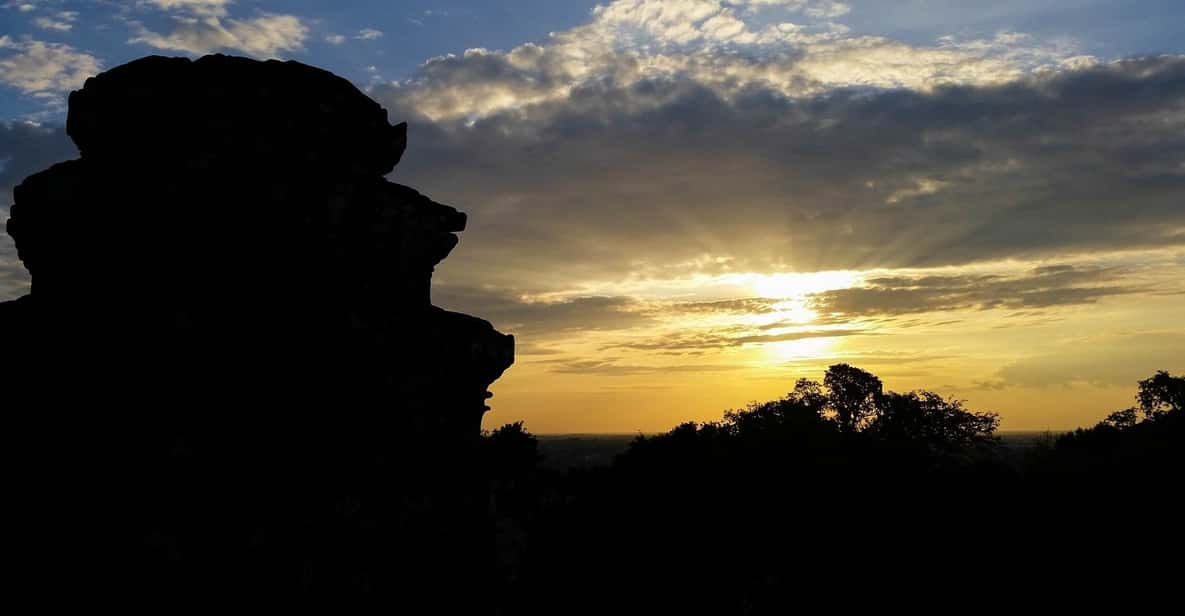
[
  {"x1": 434, "y1": 286, "x2": 654, "y2": 336},
  {"x1": 324, "y1": 33, "x2": 345, "y2": 45},
  {"x1": 129, "y1": 13, "x2": 308, "y2": 58},
  {"x1": 2, "y1": 1, "x2": 37, "y2": 12},
  {"x1": 667, "y1": 297, "x2": 783, "y2": 314},
  {"x1": 549, "y1": 359, "x2": 748, "y2": 376},
  {"x1": 431, "y1": 283, "x2": 870, "y2": 350},
  {"x1": 885, "y1": 178, "x2": 947, "y2": 205},
  {"x1": 34, "y1": 11, "x2": 79, "y2": 32},
  {"x1": 354, "y1": 28, "x2": 383, "y2": 41},
  {"x1": 383, "y1": 0, "x2": 1084, "y2": 122},
  {"x1": 737, "y1": 1, "x2": 851, "y2": 18},
  {"x1": 144, "y1": 0, "x2": 232, "y2": 18},
  {"x1": 995, "y1": 332, "x2": 1185, "y2": 388},
  {"x1": 779, "y1": 350, "x2": 958, "y2": 369},
  {"x1": 808, "y1": 265, "x2": 1140, "y2": 318},
  {"x1": 130, "y1": 0, "x2": 307, "y2": 58},
  {"x1": 0, "y1": 36, "x2": 101, "y2": 96},
  {"x1": 613, "y1": 328, "x2": 865, "y2": 351},
  {"x1": 379, "y1": 56, "x2": 1185, "y2": 297}
]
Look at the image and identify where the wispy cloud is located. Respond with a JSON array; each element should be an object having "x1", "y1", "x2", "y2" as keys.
[
  {"x1": 0, "y1": 36, "x2": 101, "y2": 96},
  {"x1": 129, "y1": 14, "x2": 308, "y2": 57},
  {"x1": 385, "y1": 0, "x2": 1088, "y2": 122},
  {"x1": 666, "y1": 298, "x2": 784, "y2": 315},
  {"x1": 809, "y1": 265, "x2": 1141, "y2": 318},
  {"x1": 2, "y1": 1, "x2": 38, "y2": 13},
  {"x1": 550, "y1": 359, "x2": 748, "y2": 376},
  {"x1": 994, "y1": 332, "x2": 1185, "y2": 388},
  {"x1": 612, "y1": 328, "x2": 867, "y2": 351},
  {"x1": 435, "y1": 286, "x2": 654, "y2": 336},
  {"x1": 129, "y1": 0, "x2": 308, "y2": 58},
  {"x1": 34, "y1": 11, "x2": 79, "y2": 32},
  {"x1": 143, "y1": 0, "x2": 233, "y2": 18}
]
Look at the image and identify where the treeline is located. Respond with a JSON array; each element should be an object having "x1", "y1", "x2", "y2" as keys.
[{"x1": 482, "y1": 366, "x2": 1184, "y2": 613}]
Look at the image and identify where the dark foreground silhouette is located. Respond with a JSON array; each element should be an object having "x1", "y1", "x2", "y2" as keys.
[
  {"x1": 2, "y1": 55, "x2": 512, "y2": 606},
  {"x1": 2, "y1": 54, "x2": 1181, "y2": 611}
]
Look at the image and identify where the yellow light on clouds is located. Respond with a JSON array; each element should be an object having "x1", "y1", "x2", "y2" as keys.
[{"x1": 743, "y1": 271, "x2": 862, "y2": 298}]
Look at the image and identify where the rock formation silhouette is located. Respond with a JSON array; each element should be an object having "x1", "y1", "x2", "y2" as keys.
[{"x1": 1, "y1": 55, "x2": 513, "y2": 603}]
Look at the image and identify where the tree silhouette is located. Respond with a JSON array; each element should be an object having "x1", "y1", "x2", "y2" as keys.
[
  {"x1": 1135, "y1": 370, "x2": 1185, "y2": 420},
  {"x1": 822, "y1": 363, "x2": 883, "y2": 432},
  {"x1": 1084, "y1": 371, "x2": 1183, "y2": 432},
  {"x1": 789, "y1": 377, "x2": 828, "y2": 412},
  {"x1": 866, "y1": 390, "x2": 999, "y2": 457},
  {"x1": 481, "y1": 367, "x2": 1181, "y2": 611},
  {"x1": 1101, "y1": 407, "x2": 1139, "y2": 429},
  {"x1": 482, "y1": 421, "x2": 542, "y2": 479}
]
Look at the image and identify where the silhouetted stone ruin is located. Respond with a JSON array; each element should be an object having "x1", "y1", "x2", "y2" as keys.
[{"x1": 2, "y1": 55, "x2": 512, "y2": 603}]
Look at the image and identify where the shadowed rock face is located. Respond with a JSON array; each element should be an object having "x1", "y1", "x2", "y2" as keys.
[{"x1": 2, "y1": 55, "x2": 512, "y2": 602}]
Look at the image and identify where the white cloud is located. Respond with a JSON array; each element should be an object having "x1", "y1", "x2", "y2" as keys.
[
  {"x1": 1, "y1": 1, "x2": 38, "y2": 12},
  {"x1": 324, "y1": 33, "x2": 346, "y2": 45},
  {"x1": 129, "y1": 14, "x2": 308, "y2": 58},
  {"x1": 34, "y1": 17, "x2": 72, "y2": 31},
  {"x1": 131, "y1": 0, "x2": 308, "y2": 58},
  {"x1": 144, "y1": 0, "x2": 233, "y2": 18},
  {"x1": 735, "y1": 0, "x2": 850, "y2": 18},
  {"x1": 886, "y1": 179, "x2": 948, "y2": 205},
  {"x1": 388, "y1": 0, "x2": 1089, "y2": 122},
  {"x1": 34, "y1": 11, "x2": 79, "y2": 32},
  {"x1": 355, "y1": 28, "x2": 383, "y2": 40},
  {"x1": 0, "y1": 36, "x2": 101, "y2": 96},
  {"x1": 796, "y1": 1, "x2": 850, "y2": 19}
]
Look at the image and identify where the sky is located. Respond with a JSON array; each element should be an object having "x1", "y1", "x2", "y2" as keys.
[{"x1": 2, "y1": 0, "x2": 1184, "y2": 433}]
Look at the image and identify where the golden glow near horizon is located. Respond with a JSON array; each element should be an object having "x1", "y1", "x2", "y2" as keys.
[{"x1": 467, "y1": 250, "x2": 1185, "y2": 435}]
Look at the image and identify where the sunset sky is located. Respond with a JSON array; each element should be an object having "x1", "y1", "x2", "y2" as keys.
[{"x1": 2, "y1": 1, "x2": 1183, "y2": 432}]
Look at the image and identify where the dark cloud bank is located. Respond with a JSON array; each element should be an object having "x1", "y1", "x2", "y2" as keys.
[
  {"x1": 385, "y1": 56, "x2": 1185, "y2": 285},
  {"x1": 810, "y1": 264, "x2": 1139, "y2": 318}
]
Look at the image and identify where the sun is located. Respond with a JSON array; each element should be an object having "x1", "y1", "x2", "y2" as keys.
[
  {"x1": 763, "y1": 336, "x2": 838, "y2": 362},
  {"x1": 750, "y1": 271, "x2": 861, "y2": 299}
]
